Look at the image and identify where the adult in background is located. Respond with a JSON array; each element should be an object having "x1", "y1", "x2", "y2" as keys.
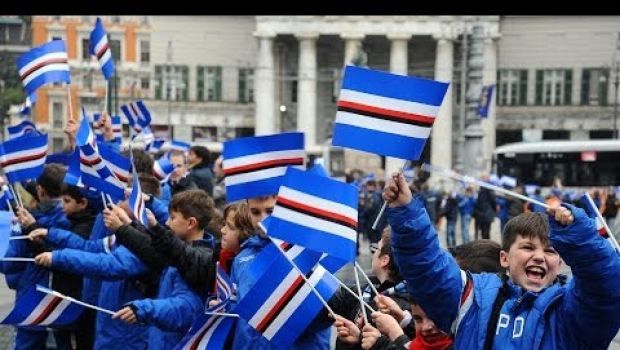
[
  {"x1": 187, "y1": 146, "x2": 214, "y2": 196},
  {"x1": 473, "y1": 173, "x2": 497, "y2": 240}
]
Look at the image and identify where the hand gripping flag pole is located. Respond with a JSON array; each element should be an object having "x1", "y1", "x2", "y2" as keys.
[
  {"x1": 371, "y1": 159, "x2": 411, "y2": 230},
  {"x1": 267, "y1": 236, "x2": 337, "y2": 319},
  {"x1": 421, "y1": 163, "x2": 550, "y2": 210}
]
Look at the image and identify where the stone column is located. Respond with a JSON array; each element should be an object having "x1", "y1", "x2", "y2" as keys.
[
  {"x1": 342, "y1": 33, "x2": 365, "y2": 66},
  {"x1": 481, "y1": 36, "x2": 498, "y2": 171},
  {"x1": 386, "y1": 33, "x2": 411, "y2": 178},
  {"x1": 431, "y1": 34, "x2": 455, "y2": 174},
  {"x1": 296, "y1": 33, "x2": 318, "y2": 148},
  {"x1": 254, "y1": 33, "x2": 276, "y2": 135}
]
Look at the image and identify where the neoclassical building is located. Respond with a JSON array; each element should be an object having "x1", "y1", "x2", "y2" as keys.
[{"x1": 252, "y1": 16, "x2": 501, "y2": 175}]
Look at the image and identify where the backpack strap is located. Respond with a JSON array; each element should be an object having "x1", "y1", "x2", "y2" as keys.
[{"x1": 482, "y1": 274, "x2": 509, "y2": 350}]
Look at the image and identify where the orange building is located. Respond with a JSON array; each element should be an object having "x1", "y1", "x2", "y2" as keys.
[{"x1": 30, "y1": 16, "x2": 151, "y2": 151}]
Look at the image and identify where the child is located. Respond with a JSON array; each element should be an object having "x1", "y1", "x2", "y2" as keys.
[
  {"x1": 382, "y1": 172, "x2": 620, "y2": 349},
  {"x1": 218, "y1": 202, "x2": 255, "y2": 273}
]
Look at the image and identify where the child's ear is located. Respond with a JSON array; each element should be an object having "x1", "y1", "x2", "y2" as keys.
[
  {"x1": 188, "y1": 217, "x2": 198, "y2": 230},
  {"x1": 79, "y1": 198, "x2": 89, "y2": 209},
  {"x1": 499, "y1": 250, "x2": 510, "y2": 269}
]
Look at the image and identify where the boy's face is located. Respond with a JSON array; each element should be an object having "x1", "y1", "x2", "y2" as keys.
[
  {"x1": 247, "y1": 196, "x2": 276, "y2": 228},
  {"x1": 411, "y1": 304, "x2": 446, "y2": 344},
  {"x1": 371, "y1": 238, "x2": 389, "y2": 279},
  {"x1": 61, "y1": 195, "x2": 86, "y2": 216},
  {"x1": 166, "y1": 210, "x2": 196, "y2": 240},
  {"x1": 500, "y1": 234, "x2": 562, "y2": 292}
]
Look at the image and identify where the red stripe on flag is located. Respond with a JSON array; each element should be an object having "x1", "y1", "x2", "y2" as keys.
[
  {"x1": 338, "y1": 100, "x2": 435, "y2": 125},
  {"x1": 96, "y1": 43, "x2": 109, "y2": 60},
  {"x1": 80, "y1": 156, "x2": 103, "y2": 167},
  {"x1": 188, "y1": 313, "x2": 221, "y2": 350},
  {"x1": 2, "y1": 150, "x2": 47, "y2": 167},
  {"x1": 255, "y1": 275, "x2": 304, "y2": 333},
  {"x1": 20, "y1": 58, "x2": 68, "y2": 81},
  {"x1": 223, "y1": 158, "x2": 304, "y2": 176},
  {"x1": 277, "y1": 196, "x2": 358, "y2": 228},
  {"x1": 30, "y1": 296, "x2": 62, "y2": 325}
]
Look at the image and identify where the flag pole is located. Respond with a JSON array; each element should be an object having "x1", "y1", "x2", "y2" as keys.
[
  {"x1": 66, "y1": 85, "x2": 74, "y2": 121},
  {"x1": 36, "y1": 285, "x2": 116, "y2": 316},
  {"x1": 355, "y1": 262, "x2": 381, "y2": 298},
  {"x1": 9, "y1": 236, "x2": 30, "y2": 240},
  {"x1": 0, "y1": 257, "x2": 35, "y2": 262},
  {"x1": 8, "y1": 184, "x2": 22, "y2": 209},
  {"x1": 421, "y1": 163, "x2": 550, "y2": 209},
  {"x1": 584, "y1": 192, "x2": 620, "y2": 252},
  {"x1": 353, "y1": 262, "x2": 368, "y2": 324},
  {"x1": 204, "y1": 311, "x2": 240, "y2": 318},
  {"x1": 103, "y1": 81, "x2": 109, "y2": 114},
  {"x1": 6, "y1": 198, "x2": 15, "y2": 217},
  {"x1": 372, "y1": 160, "x2": 411, "y2": 230},
  {"x1": 332, "y1": 272, "x2": 376, "y2": 312},
  {"x1": 267, "y1": 236, "x2": 337, "y2": 318},
  {"x1": 101, "y1": 192, "x2": 108, "y2": 209}
]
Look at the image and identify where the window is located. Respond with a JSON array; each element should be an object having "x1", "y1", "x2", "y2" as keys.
[
  {"x1": 140, "y1": 77, "x2": 150, "y2": 90},
  {"x1": 590, "y1": 130, "x2": 614, "y2": 139},
  {"x1": 496, "y1": 130, "x2": 523, "y2": 147},
  {"x1": 238, "y1": 68, "x2": 254, "y2": 103},
  {"x1": 140, "y1": 40, "x2": 150, "y2": 64},
  {"x1": 581, "y1": 68, "x2": 609, "y2": 106},
  {"x1": 109, "y1": 39, "x2": 121, "y2": 62},
  {"x1": 197, "y1": 66, "x2": 222, "y2": 101},
  {"x1": 291, "y1": 80, "x2": 298, "y2": 103},
  {"x1": 542, "y1": 130, "x2": 569, "y2": 140},
  {"x1": 52, "y1": 102, "x2": 64, "y2": 129},
  {"x1": 82, "y1": 38, "x2": 90, "y2": 60},
  {"x1": 535, "y1": 69, "x2": 572, "y2": 106},
  {"x1": 497, "y1": 69, "x2": 528, "y2": 106},
  {"x1": 154, "y1": 65, "x2": 189, "y2": 101},
  {"x1": 235, "y1": 127, "x2": 254, "y2": 138}
]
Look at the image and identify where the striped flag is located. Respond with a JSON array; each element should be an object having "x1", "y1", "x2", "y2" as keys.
[
  {"x1": 141, "y1": 125, "x2": 155, "y2": 145},
  {"x1": 120, "y1": 100, "x2": 151, "y2": 134},
  {"x1": 0, "y1": 285, "x2": 84, "y2": 327},
  {"x1": 581, "y1": 193, "x2": 612, "y2": 239},
  {"x1": 332, "y1": 65, "x2": 449, "y2": 160},
  {"x1": 268, "y1": 167, "x2": 358, "y2": 263},
  {"x1": 146, "y1": 139, "x2": 166, "y2": 154},
  {"x1": 89, "y1": 17, "x2": 115, "y2": 80},
  {"x1": 129, "y1": 160, "x2": 148, "y2": 226},
  {"x1": 16, "y1": 40, "x2": 71, "y2": 96},
  {"x1": 173, "y1": 301, "x2": 236, "y2": 350},
  {"x1": 152, "y1": 155, "x2": 175, "y2": 183},
  {"x1": 0, "y1": 133, "x2": 48, "y2": 184},
  {"x1": 215, "y1": 262, "x2": 234, "y2": 301},
  {"x1": 19, "y1": 94, "x2": 36, "y2": 116},
  {"x1": 92, "y1": 114, "x2": 123, "y2": 143},
  {"x1": 167, "y1": 140, "x2": 191, "y2": 153},
  {"x1": 235, "y1": 250, "x2": 339, "y2": 349},
  {"x1": 7, "y1": 120, "x2": 39, "y2": 140},
  {"x1": 223, "y1": 132, "x2": 305, "y2": 202}
]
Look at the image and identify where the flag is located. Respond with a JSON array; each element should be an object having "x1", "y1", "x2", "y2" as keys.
[
  {"x1": 120, "y1": 100, "x2": 151, "y2": 134},
  {"x1": 173, "y1": 301, "x2": 236, "y2": 350},
  {"x1": 152, "y1": 156, "x2": 175, "y2": 183},
  {"x1": 0, "y1": 210, "x2": 13, "y2": 257},
  {"x1": 146, "y1": 139, "x2": 166, "y2": 154},
  {"x1": 215, "y1": 262, "x2": 234, "y2": 301},
  {"x1": 223, "y1": 132, "x2": 305, "y2": 202},
  {"x1": 111, "y1": 116, "x2": 123, "y2": 141},
  {"x1": 0, "y1": 285, "x2": 84, "y2": 327},
  {"x1": 167, "y1": 140, "x2": 191, "y2": 153},
  {"x1": 46, "y1": 152, "x2": 71, "y2": 166},
  {"x1": 477, "y1": 84, "x2": 494, "y2": 118},
  {"x1": 581, "y1": 193, "x2": 612, "y2": 239},
  {"x1": 129, "y1": 160, "x2": 148, "y2": 226},
  {"x1": 141, "y1": 126, "x2": 155, "y2": 145},
  {"x1": 16, "y1": 40, "x2": 71, "y2": 96},
  {"x1": 0, "y1": 133, "x2": 48, "y2": 184},
  {"x1": 268, "y1": 167, "x2": 358, "y2": 263},
  {"x1": 7, "y1": 120, "x2": 39, "y2": 140},
  {"x1": 332, "y1": 65, "x2": 449, "y2": 160},
  {"x1": 89, "y1": 17, "x2": 115, "y2": 80},
  {"x1": 235, "y1": 251, "x2": 339, "y2": 349},
  {"x1": 19, "y1": 94, "x2": 36, "y2": 116}
]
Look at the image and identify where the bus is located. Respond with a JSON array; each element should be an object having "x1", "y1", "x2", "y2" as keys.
[{"x1": 493, "y1": 140, "x2": 620, "y2": 187}]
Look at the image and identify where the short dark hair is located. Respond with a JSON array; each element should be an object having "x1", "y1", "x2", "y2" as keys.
[
  {"x1": 122, "y1": 149, "x2": 153, "y2": 174},
  {"x1": 452, "y1": 239, "x2": 504, "y2": 274},
  {"x1": 61, "y1": 183, "x2": 86, "y2": 203},
  {"x1": 36, "y1": 164, "x2": 66, "y2": 198},
  {"x1": 169, "y1": 189, "x2": 215, "y2": 230},
  {"x1": 379, "y1": 228, "x2": 401, "y2": 281},
  {"x1": 502, "y1": 212, "x2": 549, "y2": 251},
  {"x1": 138, "y1": 173, "x2": 161, "y2": 197},
  {"x1": 190, "y1": 146, "x2": 211, "y2": 166}
]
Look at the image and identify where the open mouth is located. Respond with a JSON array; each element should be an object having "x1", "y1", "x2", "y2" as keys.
[{"x1": 525, "y1": 266, "x2": 546, "y2": 282}]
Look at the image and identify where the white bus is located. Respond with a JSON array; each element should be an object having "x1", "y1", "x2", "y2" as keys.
[{"x1": 493, "y1": 140, "x2": 620, "y2": 187}]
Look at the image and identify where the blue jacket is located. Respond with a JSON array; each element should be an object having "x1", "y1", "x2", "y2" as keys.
[
  {"x1": 457, "y1": 195, "x2": 476, "y2": 216},
  {"x1": 147, "y1": 196, "x2": 169, "y2": 225},
  {"x1": 387, "y1": 196, "x2": 620, "y2": 349},
  {"x1": 131, "y1": 266, "x2": 203, "y2": 350},
  {"x1": 230, "y1": 234, "x2": 330, "y2": 350},
  {"x1": 52, "y1": 245, "x2": 150, "y2": 349},
  {"x1": 159, "y1": 182, "x2": 172, "y2": 205},
  {"x1": 497, "y1": 196, "x2": 509, "y2": 221}
]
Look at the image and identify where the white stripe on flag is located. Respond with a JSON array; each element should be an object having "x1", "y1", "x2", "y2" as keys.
[
  {"x1": 195, "y1": 317, "x2": 226, "y2": 349},
  {"x1": 271, "y1": 238, "x2": 307, "y2": 262},
  {"x1": 98, "y1": 50, "x2": 112, "y2": 66},
  {"x1": 3, "y1": 157, "x2": 46, "y2": 174},
  {"x1": 22, "y1": 64, "x2": 70, "y2": 87},
  {"x1": 94, "y1": 36, "x2": 108, "y2": 56},
  {"x1": 248, "y1": 269, "x2": 299, "y2": 328},
  {"x1": 223, "y1": 149, "x2": 305, "y2": 169},
  {"x1": 335, "y1": 111, "x2": 432, "y2": 139},
  {"x1": 278, "y1": 186, "x2": 358, "y2": 222},
  {"x1": 2, "y1": 145, "x2": 47, "y2": 164},
  {"x1": 263, "y1": 266, "x2": 327, "y2": 340},
  {"x1": 39, "y1": 299, "x2": 72, "y2": 326},
  {"x1": 272, "y1": 206, "x2": 357, "y2": 243},
  {"x1": 19, "y1": 294, "x2": 58, "y2": 325},
  {"x1": 339, "y1": 89, "x2": 440, "y2": 118},
  {"x1": 224, "y1": 165, "x2": 304, "y2": 187},
  {"x1": 19, "y1": 52, "x2": 68, "y2": 76}
]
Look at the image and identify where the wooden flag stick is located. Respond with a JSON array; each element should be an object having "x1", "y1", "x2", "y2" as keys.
[
  {"x1": 372, "y1": 160, "x2": 412, "y2": 230},
  {"x1": 0, "y1": 257, "x2": 35, "y2": 262},
  {"x1": 36, "y1": 285, "x2": 116, "y2": 316},
  {"x1": 204, "y1": 312, "x2": 240, "y2": 318},
  {"x1": 9, "y1": 236, "x2": 29, "y2": 240},
  {"x1": 353, "y1": 262, "x2": 368, "y2": 323},
  {"x1": 355, "y1": 262, "x2": 381, "y2": 298},
  {"x1": 66, "y1": 85, "x2": 74, "y2": 121}
]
